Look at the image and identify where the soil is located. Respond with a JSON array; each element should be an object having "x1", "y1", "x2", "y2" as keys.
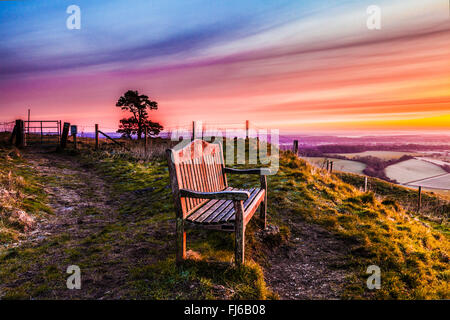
[{"x1": 263, "y1": 222, "x2": 353, "y2": 299}]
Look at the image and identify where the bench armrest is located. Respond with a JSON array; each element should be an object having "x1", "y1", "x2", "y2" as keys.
[
  {"x1": 179, "y1": 189, "x2": 249, "y2": 201},
  {"x1": 224, "y1": 167, "x2": 271, "y2": 175}
]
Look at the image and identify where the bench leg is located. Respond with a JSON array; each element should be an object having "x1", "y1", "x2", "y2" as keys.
[
  {"x1": 260, "y1": 175, "x2": 267, "y2": 229},
  {"x1": 234, "y1": 201, "x2": 245, "y2": 265},
  {"x1": 176, "y1": 218, "x2": 186, "y2": 265},
  {"x1": 260, "y1": 200, "x2": 267, "y2": 230}
]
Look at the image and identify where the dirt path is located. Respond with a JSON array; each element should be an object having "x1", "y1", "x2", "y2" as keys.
[
  {"x1": 24, "y1": 150, "x2": 116, "y2": 246},
  {"x1": 263, "y1": 221, "x2": 354, "y2": 299},
  {"x1": 0, "y1": 149, "x2": 162, "y2": 299}
]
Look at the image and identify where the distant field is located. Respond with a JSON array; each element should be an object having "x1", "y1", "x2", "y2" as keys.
[
  {"x1": 385, "y1": 159, "x2": 447, "y2": 184},
  {"x1": 415, "y1": 157, "x2": 450, "y2": 167},
  {"x1": 407, "y1": 173, "x2": 450, "y2": 190},
  {"x1": 327, "y1": 151, "x2": 419, "y2": 160},
  {"x1": 301, "y1": 157, "x2": 366, "y2": 174}
]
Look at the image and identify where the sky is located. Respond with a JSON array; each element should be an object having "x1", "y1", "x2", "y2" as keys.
[{"x1": 0, "y1": 0, "x2": 449, "y2": 134}]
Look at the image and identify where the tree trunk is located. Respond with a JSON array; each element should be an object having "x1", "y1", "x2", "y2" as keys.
[{"x1": 137, "y1": 121, "x2": 142, "y2": 140}]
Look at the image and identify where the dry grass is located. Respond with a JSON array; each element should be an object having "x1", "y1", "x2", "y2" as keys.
[
  {"x1": 273, "y1": 153, "x2": 449, "y2": 299},
  {"x1": 1, "y1": 137, "x2": 448, "y2": 299},
  {"x1": 0, "y1": 147, "x2": 51, "y2": 243}
]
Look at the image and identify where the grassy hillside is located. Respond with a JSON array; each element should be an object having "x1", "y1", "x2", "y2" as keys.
[
  {"x1": 336, "y1": 172, "x2": 449, "y2": 222},
  {"x1": 78, "y1": 146, "x2": 449, "y2": 299},
  {"x1": 0, "y1": 142, "x2": 448, "y2": 299},
  {"x1": 0, "y1": 146, "x2": 52, "y2": 243},
  {"x1": 272, "y1": 154, "x2": 448, "y2": 298}
]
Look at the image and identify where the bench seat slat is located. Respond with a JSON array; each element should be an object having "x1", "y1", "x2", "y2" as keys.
[
  {"x1": 228, "y1": 189, "x2": 265, "y2": 225},
  {"x1": 203, "y1": 198, "x2": 234, "y2": 223},
  {"x1": 185, "y1": 187, "x2": 232, "y2": 220},
  {"x1": 216, "y1": 188, "x2": 257, "y2": 223},
  {"x1": 193, "y1": 189, "x2": 235, "y2": 223},
  {"x1": 195, "y1": 198, "x2": 232, "y2": 223},
  {"x1": 186, "y1": 187, "x2": 265, "y2": 225},
  {"x1": 202, "y1": 187, "x2": 243, "y2": 223},
  {"x1": 222, "y1": 188, "x2": 262, "y2": 222},
  {"x1": 187, "y1": 187, "x2": 245, "y2": 224}
]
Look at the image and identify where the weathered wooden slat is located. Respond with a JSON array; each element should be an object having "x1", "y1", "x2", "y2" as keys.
[
  {"x1": 202, "y1": 156, "x2": 213, "y2": 193},
  {"x1": 199, "y1": 157, "x2": 209, "y2": 192},
  {"x1": 243, "y1": 190, "x2": 265, "y2": 226},
  {"x1": 187, "y1": 199, "x2": 219, "y2": 222},
  {"x1": 186, "y1": 186, "x2": 257, "y2": 224},
  {"x1": 203, "y1": 154, "x2": 213, "y2": 191},
  {"x1": 180, "y1": 162, "x2": 194, "y2": 212},
  {"x1": 224, "y1": 167, "x2": 271, "y2": 175},
  {"x1": 224, "y1": 188, "x2": 261, "y2": 222},
  {"x1": 198, "y1": 158, "x2": 208, "y2": 192},
  {"x1": 200, "y1": 188, "x2": 238, "y2": 223},
  {"x1": 178, "y1": 162, "x2": 188, "y2": 211},
  {"x1": 194, "y1": 198, "x2": 230, "y2": 223},
  {"x1": 185, "y1": 187, "x2": 233, "y2": 221},
  {"x1": 214, "y1": 188, "x2": 257, "y2": 223},
  {"x1": 219, "y1": 143, "x2": 228, "y2": 187},
  {"x1": 191, "y1": 159, "x2": 201, "y2": 207},
  {"x1": 188, "y1": 159, "x2": 199, "y2": 207},
  {"x1": 209, "y1": 154, "x2": 220, "y2": 191},
  {"x1": 204, "y1": 199, "x2": 234, "y2": 224},
  {"x1": 216, "y1": 153, "x2": 225, "y2": 189},
  {"x1": 180, "y1": 188, "x2": 249, "y2": 201},
  {"x1": 214, "y1": 153, "x2": 224, "y2": 190},
  {"x1": 228, "y1": 189, "x2": 264, "y2": 224}
]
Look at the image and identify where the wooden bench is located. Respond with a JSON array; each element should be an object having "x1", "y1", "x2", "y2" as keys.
[{"x1": 166, "y1": 139, "x2": 269, "y2": 265}]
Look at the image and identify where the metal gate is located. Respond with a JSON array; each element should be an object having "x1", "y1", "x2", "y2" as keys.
[{"x1": 24, "y1": 120, "x2": 61, "y2": 146}]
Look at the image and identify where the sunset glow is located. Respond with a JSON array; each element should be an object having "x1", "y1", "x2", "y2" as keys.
[{"x1": 1, "y1": 0, "x2": 449, "y2": 133}]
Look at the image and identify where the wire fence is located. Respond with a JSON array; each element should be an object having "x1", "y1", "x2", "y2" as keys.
[
  {"x1": 0, "y1": 121, "x2": 15, "y2": 133},
  {"x1": 69, "y1": 120, "x2": 282, "y2": 161}
]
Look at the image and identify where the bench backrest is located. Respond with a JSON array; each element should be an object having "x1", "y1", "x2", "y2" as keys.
[{"x1": 167, "y1": 139, "x2": 227, "y2": 217}]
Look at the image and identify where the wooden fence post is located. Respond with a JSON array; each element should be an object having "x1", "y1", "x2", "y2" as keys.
[
  {"x1": 15, "y1": 120, "x2": 25, "y2": 148},
  {"x1": 192, "y1": 121, "x2": 196, "y2": 140},
  {"x1": 60, "y1": 122, "x2": 70, "y2": 149},
  {"x1": 326, "y1": 160, "x2": 329, "y2": 172},
  {"x1": 9, "y1": 124, "x2": 17, "y2": 145},
  {"x1": 27, "y1": 109, "x2": 30, "y2": 136},
  {"x1": 71, "y1": 125, "x2": 78, "y2": 150},
  {"x1": 95, "y1": 124, "x2": 99, "y2": 150},
  {"x1": 417, "y1": 186, "x2": 422, "y2": 213},
  {"x1": 293, "y1": 140, "x2": 298, "y2": 155},
  {"x1": 330, "y1": 161, "x2": 333, "y2": 173},
  {"x1": 245, "y1": 120, "x2": 249, "y2": 141},
  {"x1": 364, "y1": 176, "x2": 368, "y2": 192}
]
